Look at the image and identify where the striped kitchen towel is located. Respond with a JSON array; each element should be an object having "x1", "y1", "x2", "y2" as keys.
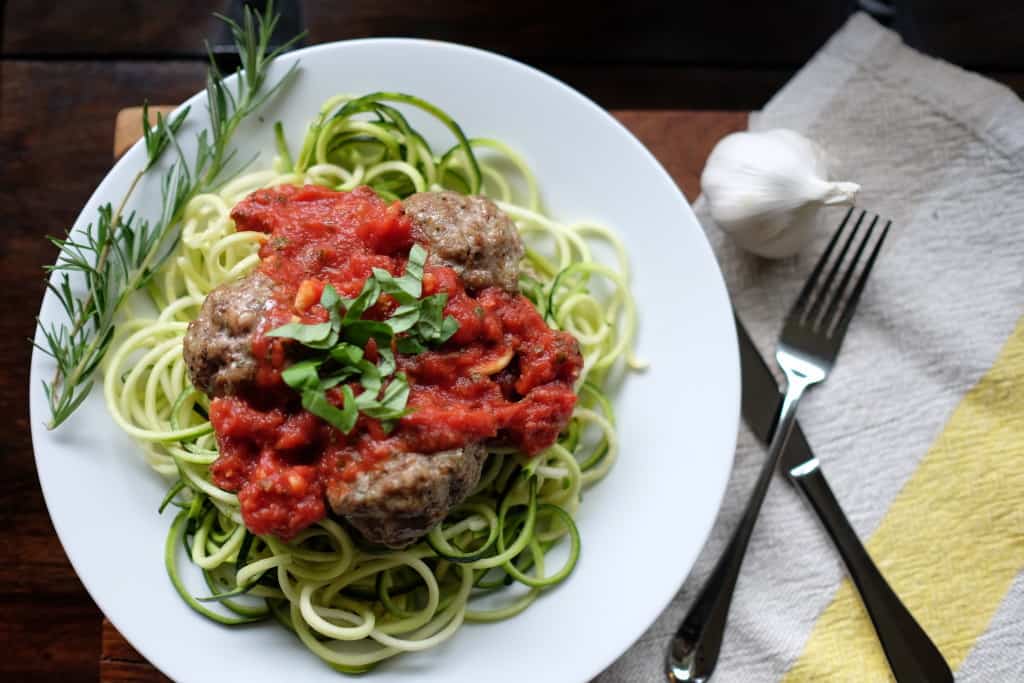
[{"x1": 598, "y1": 12, "x2": 1024, "y2": 682}]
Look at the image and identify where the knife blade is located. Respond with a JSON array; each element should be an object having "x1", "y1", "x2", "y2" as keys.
[{"x1": 734, "y1": 312, "x2": 817, "y2": 474}]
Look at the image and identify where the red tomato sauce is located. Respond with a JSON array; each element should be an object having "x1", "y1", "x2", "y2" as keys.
[{"x1": 207, "y1": 185, "x2": 582, "y2": 539}]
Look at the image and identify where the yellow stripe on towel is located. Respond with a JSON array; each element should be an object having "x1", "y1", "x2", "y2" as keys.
[{"x1": 783, "y1": 317, "x2": 1024, "y2": 682}]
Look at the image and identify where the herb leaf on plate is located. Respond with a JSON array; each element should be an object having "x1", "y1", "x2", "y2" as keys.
[{"x1": 269, "y1": 244, "x2": 458, "y2": 431}]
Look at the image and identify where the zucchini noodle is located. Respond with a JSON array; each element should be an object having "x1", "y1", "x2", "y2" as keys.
[{"x1": 103, "y1": 92, "x2": 641, "y2": 671}]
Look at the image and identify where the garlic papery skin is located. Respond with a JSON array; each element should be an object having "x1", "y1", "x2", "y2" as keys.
[{"x1": 701, "y1": 128, "x2": 860, "y2": 259}]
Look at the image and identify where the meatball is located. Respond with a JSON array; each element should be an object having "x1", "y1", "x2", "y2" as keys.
[
  {"x1": 329, "y1": 443, "x2": 486, "y2": 548},
  {"x1": 404, "y1": 191, "x2": 524, "y2": 292},
  {"x1": 183, "y1": 272, "x2": 276, "y2": 397}
]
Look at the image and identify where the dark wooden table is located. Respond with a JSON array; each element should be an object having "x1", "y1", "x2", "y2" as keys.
[{"x1": 4, "y1": 2, "x2": 1024, "y2": 680}]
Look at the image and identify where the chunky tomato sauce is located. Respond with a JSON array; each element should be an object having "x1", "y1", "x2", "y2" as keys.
[{"x1": 208, "y1": 185, "x2": 582, "y2": 539}]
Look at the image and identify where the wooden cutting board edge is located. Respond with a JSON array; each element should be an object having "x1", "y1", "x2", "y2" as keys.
[{"x1": 113, "y1": 105, "x2": 177, "y2": 159}]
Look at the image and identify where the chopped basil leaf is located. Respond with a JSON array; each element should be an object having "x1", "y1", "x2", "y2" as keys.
[
  {"x1": 396, "y1": 336, "x2": 426, "y2": 355},
  {"x1": 359, "y1": 405, "x2": 411, "y2": 421},
  {"x1": 338, "y1": 386, "x2": 358, "y2": 432},
  {"x1": 301, "y1": 386, "x2": 357, "y2": 433},
  {"x1": 386, "y1": 301, "x2": 421, "y2": 334},
  {"x1": 268, "y1": 284, "x2": 347, "y2": 350},
  {"x1": 318, "y1": 371, "x2": 355, "y2": 390},
  {"x1": 378, "y1": 348, "x2": 396, "y2": 376},
  {"x1": 419, "y1": 292, "x2": 447, "y2": 320},
  {"x1": 413, "y1": 293, "x2": 458, "y2": 345},
  {"x1": 415, "y1": 293, "x2": 447, "y2": 336},
  {"x1": 266, "y1": 320, "x2": 333, "y2": 343},
  {"x1": 354, "y1": 389, "x2": 377, "y2": 410},
  {"x1": 358, "y1": 373, "x2": 412, "y2": 420},
  {"x1": 382, "y1": 372, "x2": 410, "y2": 400},
  {"x1": 405, "y1": 244, "x2": 427, "y2": 287},
  {"x1": 438, "y1": 315, "x2": 459, "y2": 343},
  {"x1": 342, "y1": 277, "x2": 381, "y2": 323},
  {"x1": 281, "y1": 359, "x2": 321, "y2": 390},
  {"x1": 320, "y1": 283, "x2": 341, "y2": 310},
  {"x1": 319, "y1": 285, "x2": 345, "y2": 349},
  {"x1": 304, "y1": 328, "x2": 340, "y2": 350},
  {"x1": 376, "y1": 244, "x2": 426, "y2": 299},
  {"x1": 328, "y1": 342, "x2": 364, "y2": 366},
  {"x1": 274, "y1": 244, "x2": 454, "y2": 432},
  {"x1": 357, "y1": 359, "x2": 382, "y2": 394},
  {"x1": 343, "y1": 320, "x2": 393, "y2": 346}
]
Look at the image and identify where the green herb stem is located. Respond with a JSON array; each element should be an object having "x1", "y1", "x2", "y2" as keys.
[{"x1": 39, "y1": 1, "x2": 304, "y2": 429}]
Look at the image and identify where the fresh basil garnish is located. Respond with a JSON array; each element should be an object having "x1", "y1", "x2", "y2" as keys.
[{"x1": 268, "y1": 245, "x2": 458, "y2": 432}]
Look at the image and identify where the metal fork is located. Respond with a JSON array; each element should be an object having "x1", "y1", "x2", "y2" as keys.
[{"x1": 667, "y1": 208, "x2": 891, "y2": 682}]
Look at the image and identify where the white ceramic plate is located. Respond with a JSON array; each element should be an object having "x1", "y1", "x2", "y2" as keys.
[{"x1": 30, "y1": 39, "x2": 738, "y2": 683}]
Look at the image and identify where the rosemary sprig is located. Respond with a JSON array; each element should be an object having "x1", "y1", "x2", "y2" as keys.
[
  {"x1": 142, "y1": 101, "x2": 191, "y2": 172},
  {"x1": 37, "y1": 1, "x2": 304, "y2": 429}
]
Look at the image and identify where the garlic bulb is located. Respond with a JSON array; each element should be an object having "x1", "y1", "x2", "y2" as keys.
[{"x1": 701, "y1": 129, "x2": 860, "y2": 259}]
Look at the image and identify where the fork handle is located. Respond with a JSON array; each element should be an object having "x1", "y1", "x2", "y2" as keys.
[{"x1": 789, "y1": 464, "x2": 953, "y2": 683}]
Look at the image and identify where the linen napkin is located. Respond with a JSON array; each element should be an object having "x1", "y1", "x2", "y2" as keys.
[{"x1": 597, "y1": 12, "x2": 1024, "y2": 682}]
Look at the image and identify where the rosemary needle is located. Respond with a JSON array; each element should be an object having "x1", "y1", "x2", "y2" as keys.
[{"x1": 37, "y1": 0, "x2": 305, "y2": 429}]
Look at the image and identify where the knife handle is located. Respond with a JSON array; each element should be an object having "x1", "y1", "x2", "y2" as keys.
[{"x1": 789, "y1": 463, "x2": 953, "y2": 683}]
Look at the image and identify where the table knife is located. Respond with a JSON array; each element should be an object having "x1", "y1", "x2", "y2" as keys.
[{"x1": 734, "y1": 313, "x2": 952, "y2": 682}]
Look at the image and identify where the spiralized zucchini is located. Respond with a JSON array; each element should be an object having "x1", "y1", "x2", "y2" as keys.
[{"x1": 103, "y1": 92, "x2": 640, "y2": 670}]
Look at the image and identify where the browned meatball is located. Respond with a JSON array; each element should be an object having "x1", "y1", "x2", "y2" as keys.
[
  {"x1": 183, "y1": 272, "x2": 276, "y2": 397},
  {"x1": 404, "y1": 191, "x2": 524, "y2": 292},
  {"x1": 328, "y1": 443, "x2": 486, "y2": 548}
]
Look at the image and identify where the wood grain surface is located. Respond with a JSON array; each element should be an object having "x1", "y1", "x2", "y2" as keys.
[
  {"x1": 10, "y1": 1, "x2": 1024, "y2": 70},
  {"x1": 2, "y1": 1, "x2": 849, "y2": 62},
  {"x1": 6, "y1": 2, "x2": 1024, "y2": 109}
]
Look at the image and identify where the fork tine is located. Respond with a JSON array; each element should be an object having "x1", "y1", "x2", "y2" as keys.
[
  {"x1": 805, "y1": 209, "x2": 866, "y2": 326},
  {"x1": 821, "y1": 214, "x2": 879, "y2": 333},
  {"x1": 791, "y1": 206, "x2": 855, "y2": 320},
  {"x1": 830, "y1": 218, "x2": 891, "y2": 341}
]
